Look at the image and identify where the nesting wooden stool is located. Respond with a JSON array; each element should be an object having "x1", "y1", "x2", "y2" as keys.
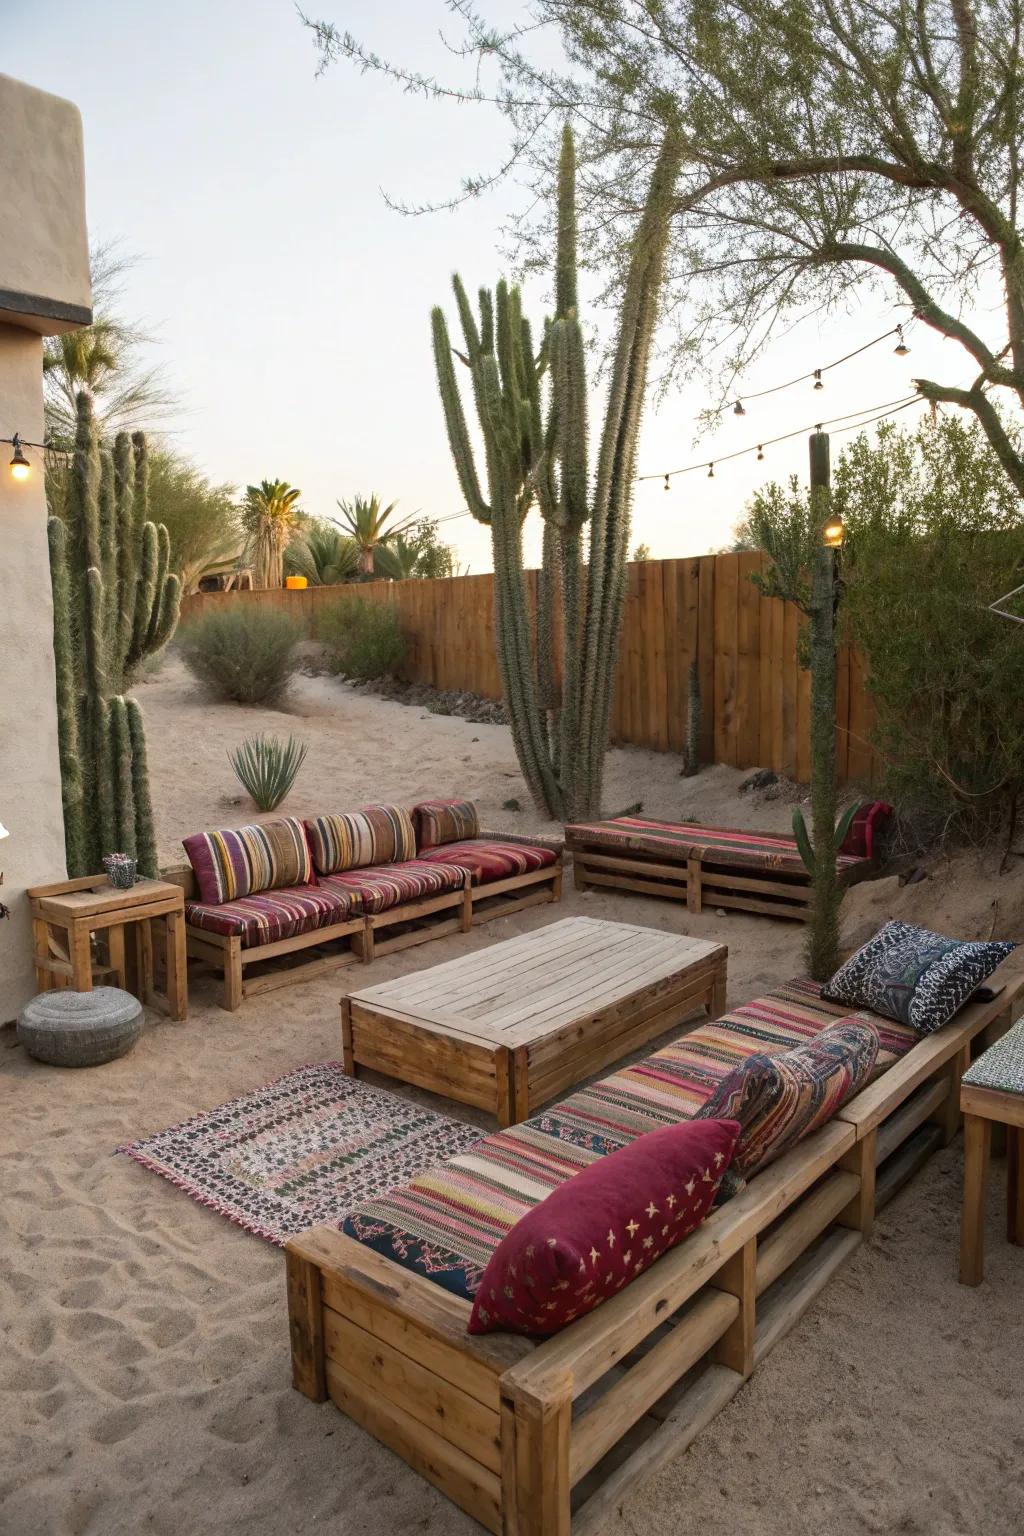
[
  {"x1": 28, "y1": 874, "x2": 188, "y2": 1021},
  {"x1": 958, "y1": 1017, "x2": 1024, "y2": 1285}
]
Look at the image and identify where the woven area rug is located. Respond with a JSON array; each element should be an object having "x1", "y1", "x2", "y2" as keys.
[{"x1": 116, "y1": 1062, "x2": 483, "y2": 1245}]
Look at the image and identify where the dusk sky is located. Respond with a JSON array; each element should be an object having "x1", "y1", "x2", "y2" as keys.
[{"x1": 14, "y1": 0, "x2": 979, "y2": 571}]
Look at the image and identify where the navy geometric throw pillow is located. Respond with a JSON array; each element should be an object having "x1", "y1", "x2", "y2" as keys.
[{"x1": 822, "y1": 920, "x2": 1015, "y2": 1035}]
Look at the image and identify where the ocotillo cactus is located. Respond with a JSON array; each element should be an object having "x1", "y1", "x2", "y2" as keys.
[
  {"x1": 749, "y1": 431, "x2": 859, "y2": 980},
  {"x1": 432, "y1": 123, "x2": 682, "y2": 819},
  {"x1": 47, "y1": 391, "x2": 181, "y2": 875}
]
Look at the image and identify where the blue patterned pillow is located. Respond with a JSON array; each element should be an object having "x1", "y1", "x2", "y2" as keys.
[{"x1": 822, "y1": 920, "x2": 1015, "y2": 1035}]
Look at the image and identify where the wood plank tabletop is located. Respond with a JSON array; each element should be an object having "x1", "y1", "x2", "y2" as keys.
[
  {"x1": 34, "y1": 878, "x2": 185, "y2": 920},
  {"x1": 349, "y1": 917, "x2": 724, "y2": 1048}
]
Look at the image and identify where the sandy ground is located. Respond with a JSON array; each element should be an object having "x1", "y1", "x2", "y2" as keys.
[{"x1": 3, "y1": 656, "x2": 1024, "y2": 1535}]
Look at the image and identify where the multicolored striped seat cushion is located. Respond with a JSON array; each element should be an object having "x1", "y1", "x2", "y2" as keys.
[
  {"x1": 414, "y1": 798, "x2": 480, "y2": 851},
  {"x1": 182, "y1": 817, "x2": 313, "y2": 905},
  {"x1": 185, "y1": 882, "x2": 356, "y2": 948},
  {"x1": 343, "y1": 980, "x2": 917, "y2": 1299},
  {"x1": 697, "y1": 1018, "x2": 881, "y2": 1177},
  {"x1": 320, "y1": 858, "x2": 466, "y2": 915},
  {"x1": 304, "y1": 804, "x2": 416, "y2": 876},
  {"x1": 565, "y1": 816, "x2": 869, "y2": 877},
  {"x1": 417, "y1": 838, "x2": 557, "y2": 885}
]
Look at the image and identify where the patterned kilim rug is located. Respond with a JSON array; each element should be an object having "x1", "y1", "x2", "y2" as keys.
[{"x1": 116, "y1": 1062, "x2": 483, "y2": 1245}]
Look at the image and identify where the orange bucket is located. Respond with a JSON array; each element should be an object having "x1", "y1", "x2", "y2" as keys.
[{"x1": 285, "y1": 575, "x2": 308, "y2": 590}]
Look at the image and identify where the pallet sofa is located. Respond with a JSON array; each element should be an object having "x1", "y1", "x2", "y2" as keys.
[
  {"x1": 286, "y1": 951, "x2": 1024, "y2": 1536},
  {"x1": 566, "y1": 815, "x2": 879, "y2": 921},
  {"x1": 168, "y1": 799, "x2": 562, "y2": 1010}
]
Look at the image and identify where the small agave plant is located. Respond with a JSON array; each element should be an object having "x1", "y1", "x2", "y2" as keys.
[{"x1": 229, "y1": 733, "x2": 308, "y2": 812}]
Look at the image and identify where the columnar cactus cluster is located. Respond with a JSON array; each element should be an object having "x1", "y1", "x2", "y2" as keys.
[
  {"x1": 48, "y1": 391, "x2": 180, "y2": 875},
  {"x1": 432, "y1": 124, "x2": 682, "y2": 819}
]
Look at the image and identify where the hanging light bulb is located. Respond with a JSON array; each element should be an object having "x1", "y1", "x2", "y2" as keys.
[
  {"x1": 823, "y1": 511, "x2": 845, "y2": 548},
  {"x1": 813, "y1": 369, "x2": 824, "y2": 391},
  {"x1": 894, "y1": 324, "x2": 910, "y2": 356},
  {"x1": 757, "y1": 445, "x2": 764, "y2": 461},
  {"x1": 707, "y1": 463, "x2": 715, "y2": 479},
  {"x1": 663, "y1": 473, "x2": 670, "y2": 492},
  {"x1": 8, "y1": 435, "x2": 30, "y2": 482},
  {"x1": 733, "y1": 399, "x2": 745, "y2": 416}
]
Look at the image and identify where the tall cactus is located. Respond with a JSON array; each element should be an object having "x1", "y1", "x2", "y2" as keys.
[
  {"x1": 432, "y1": 124, "x2": 682, "y2": 819},
  {"x1": 48, "y1": 391, "x2": 181, "y2": 876}
]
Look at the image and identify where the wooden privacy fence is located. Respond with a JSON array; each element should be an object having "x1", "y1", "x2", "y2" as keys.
[{"x1": 180, "y1": 553, "x2": 877, "y2": 783}]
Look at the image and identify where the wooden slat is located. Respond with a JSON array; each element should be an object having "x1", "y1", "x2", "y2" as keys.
[
  {"x1": 569, "y1": 1290, "x2": 738, "y2": 1485},
  {"x1": 326, "y1": 1360, "x2": 502, "y2": 1535},
  {"x1": 323, "y1": 1306, "x2": 502, "y2": 1473}
]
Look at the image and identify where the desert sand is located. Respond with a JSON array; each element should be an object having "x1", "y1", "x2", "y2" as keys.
[{"x1": 3, "y1": 655, "x2": 1023, "y2": 1535}]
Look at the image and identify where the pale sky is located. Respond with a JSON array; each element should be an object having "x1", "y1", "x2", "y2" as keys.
[{"x1": 14, "y1": 0, "x2": 985, "y2": 571}]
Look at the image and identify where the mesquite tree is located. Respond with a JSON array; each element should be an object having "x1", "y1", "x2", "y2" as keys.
[
  {"x1": 749, "y1": 433, "x2": 857, "y2": 980},
  {"x1": 312, "y1": 2, "x2": 1024, "y2": 499},
  {"x1": 432, "y1": 125, "x2": 682, "y2": 819},
  {"x1": 48, "y1": 391, "x2": 181, "y2": 875}
]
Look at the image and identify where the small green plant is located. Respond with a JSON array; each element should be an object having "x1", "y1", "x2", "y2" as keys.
[
  {"x1": 179, "y1": 607, "x2": 302, "y2": 705},
  {"x1": 317, "y1": 593, "x2": 405, "y2": 680},
  {"x1": 230, "y1": 733, "x2": 308, "y2": 810}
]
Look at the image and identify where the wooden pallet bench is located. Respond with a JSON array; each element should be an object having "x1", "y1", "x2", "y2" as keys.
[
  {"x1": 286, "y1": 954, "x2": 1024, "y2": 1535},
  {"x1": 565, "y1": 816, "x2": 876, "y2": 922},
  {"x1": 164, "y1": 829, "x2": 562, "y2": 1010}
]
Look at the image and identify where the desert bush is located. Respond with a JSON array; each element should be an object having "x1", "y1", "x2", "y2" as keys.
[
  {"x1": 229, "y1": 733, "x2": 308, "y2": 810},
  {"x1": 179, "y1": 607, "x2": 302, "y2": 705},
  {"x1": 748, "y1": 415, "x2": 1024, "y2": 843},
  {"x1": 317, "y1": 593, "x2": 405, "y2": 680}
]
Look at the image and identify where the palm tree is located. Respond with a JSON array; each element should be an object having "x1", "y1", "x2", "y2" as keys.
[
  {"x1": 284, "y1": 519, "x2": 361, "y2": 585},
  {"x1": 241, "y1": 480, "x2": 302, "y2": 589},
  {"x1": 335, "y1": 494, "x2": 416, "y2": 575},
  {"x1": 374, "y1": 534, "x2": 423, "y2": 581}
]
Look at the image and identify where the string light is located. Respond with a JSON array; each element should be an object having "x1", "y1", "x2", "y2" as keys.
[
  {"x1": 732, "y1": 400, "x2": 745, "y2": 416},
  {"x1": 894, "y1": 324, "x2": 910, "y2": 356},
  {"x1": 640, "y1": 393, "x2": 923, "y2": 487},
  {"x1": 813, "y1": 368, "x2": 824, "y2": 391},
  {"x1": 664, "y1": 473, "x2": 670, "y2": 492},
  {"x1": 2, "y1": 432, "x2": 44, "y2": 483},
  {"x1": 720, "y1": 322, "x2": 909, "y2": 410}
]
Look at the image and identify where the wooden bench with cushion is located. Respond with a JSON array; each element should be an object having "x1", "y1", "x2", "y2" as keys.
[
  {"x1": 169, "y1": 798, "x2": 562, "y2": 1009},
  {"x1": 286, "y1": 953, "x2": 1024, "y2": 1536},
  {"x1": 565, "y1": 815, "x2": 879, "y2": 921}
]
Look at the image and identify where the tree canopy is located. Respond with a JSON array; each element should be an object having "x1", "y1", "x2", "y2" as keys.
[{"x1": 307, "y1": 1, "x2": 1024, "y2": 492}]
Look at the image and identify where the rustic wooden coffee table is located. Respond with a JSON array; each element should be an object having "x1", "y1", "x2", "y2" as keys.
[{"x1": 341, "y1": 915, "x2": 727, "y2": 1126}]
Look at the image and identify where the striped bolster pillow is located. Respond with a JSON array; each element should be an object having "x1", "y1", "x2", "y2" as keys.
[
  {"x1": 413, "y1": 798, "x2": 479, "y2": 851},
  {"x1": 182, "y1": 816, "x2": 313, "y2": 905},
  {"x1": 304, "y1": 803, "x2": 416, "y2": 875}
]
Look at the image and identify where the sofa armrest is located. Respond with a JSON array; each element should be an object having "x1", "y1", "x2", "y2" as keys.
[
  {"x1": 478, "y1": 827, "x2": 564, "y2": 855},
  {"x1": 161, "y1": 863, "x2": 197, "y2": 899}
]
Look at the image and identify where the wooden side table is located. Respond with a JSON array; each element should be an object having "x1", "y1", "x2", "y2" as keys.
[
  {"x1": 958, "y1": 1018, "x2": 1024, "y2": 1285},
  {"x1": 28, "y1": 875, "x2": 188, "y2": 1022}
]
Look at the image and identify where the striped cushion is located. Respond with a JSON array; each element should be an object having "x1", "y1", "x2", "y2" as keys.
[
  {"x1": 566, "y1": 817, "x2": 868, "y2": 876},
  {"x1": 305, "y1": 805, "x2": 416, "y2": 875},
  {"x1": 697, "y1": 1018, "x2": 881, "y2": 1176},
  {"x1": 414, "y1": 798, "x2": 479, "y2": 851},
  {"x1": 320, "y1": 858, "x2": 465, "y2": 915},
  {"x1": 182, "y1": 817, "x2": 313, "y2": 905},
  {"x1": 343, "y1": 981, "x2": 917, "y2": 1298},
  {"x1": 418, "y1": 838, "x2": 556, "y2": 885},
  {"x1": 185, "y1": 882, "x2": 356, "y2": 948}
]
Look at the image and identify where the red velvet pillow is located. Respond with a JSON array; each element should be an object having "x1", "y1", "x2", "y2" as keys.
[{"x1": 467, "y1": 1118, "x2": 740, "y2": 1337}]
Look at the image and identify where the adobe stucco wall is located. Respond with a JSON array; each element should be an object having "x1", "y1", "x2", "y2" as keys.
[
  {"x1": 0, "y1": 327, "x2": 67, "y2": 1019},
  {"x1": 0, "y1": 76, "x2": 90, "y2": 1021}
]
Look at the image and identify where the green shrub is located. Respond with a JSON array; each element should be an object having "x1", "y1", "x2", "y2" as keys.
[
  {"x1": 179, "y1": 607, "x2": 303, "y2": 705},
  {"x1": 317, "y1": 593, "x2": 406, "y2": 680},
  {"x1": 229, "y1": 733, "x2": 308, "y2": 810}
]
